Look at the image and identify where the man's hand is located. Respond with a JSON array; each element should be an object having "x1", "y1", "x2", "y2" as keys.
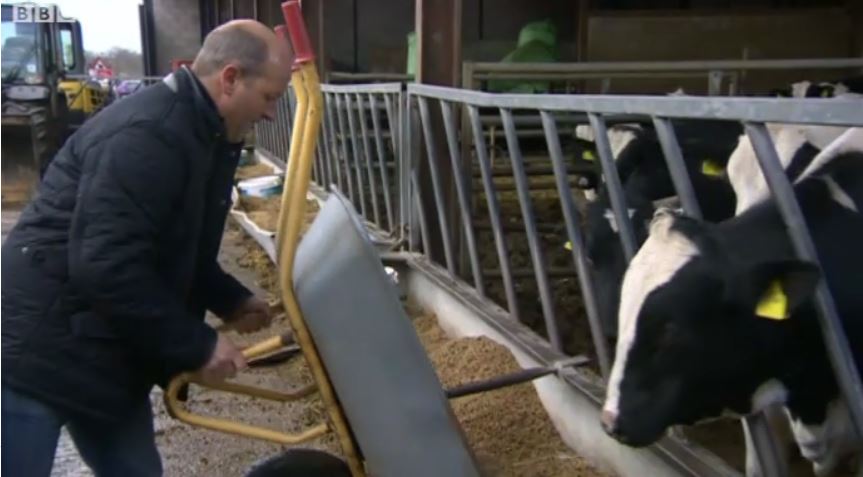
[
  {"x1": 198, "y1": 334, "x2": 246, "y2": 382},
  {"x1": 225, "y1": 295, "x2": 272, "y2": 334}
]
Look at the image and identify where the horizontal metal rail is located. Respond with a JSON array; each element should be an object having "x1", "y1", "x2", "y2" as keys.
[
  {"x1": 321, "y1": 82, "x2": 403, "y2": 94},
  {"x1": 466, "y1": 58, "x2": 863, "y2": 77},
  {"x1": 409, "y1": 83, "x2": 863, "y2": 125}
]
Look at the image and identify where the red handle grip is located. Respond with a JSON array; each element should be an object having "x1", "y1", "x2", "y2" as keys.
[
  {"x1": 281, "y1": 0, "x2": 314, "y2": 65},
  {"x1": 273, "y1": 24, "x2": 300, "y2": 71}
]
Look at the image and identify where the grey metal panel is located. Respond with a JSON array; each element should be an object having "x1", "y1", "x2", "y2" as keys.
[
  {"x1": 321, "y1": 82, "x2": 403, "y2": 94},
  {"x1": 293, "y1": 193, "x2": 480, "y2": 477},
  {"x1": 467, "y1": 58, "x2": 863, "y2": 74},
  {"x1": 407, "y1": 84, "x2": 863, "y2": 125}
]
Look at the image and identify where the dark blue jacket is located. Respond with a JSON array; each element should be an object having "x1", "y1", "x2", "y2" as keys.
[{"x1": 1, "y1": 67, "x2": 251, "y2": 422}]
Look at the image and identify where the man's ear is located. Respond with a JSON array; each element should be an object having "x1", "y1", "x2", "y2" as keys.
[
  {"x1": 728, "y1": 260, "x2": 821, "y2": 321},
  {"x1": 221, "y1": 64, "x2": 241, "y2": 95}
]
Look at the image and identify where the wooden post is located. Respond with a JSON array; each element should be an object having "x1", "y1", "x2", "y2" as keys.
[{"x1": 414, "y1": 0, "x2": 464, "y2": 274}]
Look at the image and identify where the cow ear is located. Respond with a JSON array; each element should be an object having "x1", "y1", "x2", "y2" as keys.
[{"x1": 740, "y1": 260, "x2": 821, "y2": 321}]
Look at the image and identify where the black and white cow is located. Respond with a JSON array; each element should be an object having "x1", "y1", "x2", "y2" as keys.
[
  {"x1": 600, "y1": 144, "x2": 863, "y2": 476},
  {"x1": 571, "y1": 121, "x2": 742, "y2": 201},
  {"x1": 771, "y1": 76, "x2": 863, "y2": 99},
  {"x1": 727, "y1": 123, "x2": 852, "y2": 215},
  {"x1": 578, "y1": 120, "x2": 742, "y2": 338}
]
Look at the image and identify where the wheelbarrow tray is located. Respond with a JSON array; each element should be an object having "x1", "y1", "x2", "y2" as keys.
[{"x1": 293, "y1": 192, "x2": 480, "y2": 477}]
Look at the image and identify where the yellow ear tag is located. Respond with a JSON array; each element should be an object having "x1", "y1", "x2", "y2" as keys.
[
  {"x1": 701, "y1": 159, "x2": 724, "y2": 177},
  {"x1": 564, "y1": 241, "x2": 573, "y2": 251},
  {"x1": 756, "y1": 280, "x2": 789, "y2": 320},
  {"x1": 582, "y1": 150, "x2": 596, "y2": 162}
]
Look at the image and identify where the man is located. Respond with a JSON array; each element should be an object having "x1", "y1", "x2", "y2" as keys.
[{"x1": 1, "y1": 20, "x2": 293, "y2": 476}]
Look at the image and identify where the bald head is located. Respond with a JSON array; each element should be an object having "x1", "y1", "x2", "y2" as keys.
[
  {"x1": 190, "y1": 20, "x2": 293, "y2": 142},
  {"x1": 192, "y1": 20, "x2": 291, "y2": 78}
]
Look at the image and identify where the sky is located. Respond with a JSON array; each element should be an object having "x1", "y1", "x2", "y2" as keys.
[{"x1": 6, "y1": 0, "x2": 143, "y2": 53}]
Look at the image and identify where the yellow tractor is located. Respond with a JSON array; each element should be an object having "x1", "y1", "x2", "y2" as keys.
[{"x1": 1, "y1": 3, "x2": 108, "y2": 206}]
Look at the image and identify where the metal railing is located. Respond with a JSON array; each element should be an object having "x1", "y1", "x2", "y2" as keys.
[
  {"x1": 255, "y1": 83, "x2": 406, "y2": 240},
  {"x1": 318, "y1": 83, "x2": 405, "y2": 238},
  {"x1": 403, "y1": 84, "x2": 862, "y2": 477},
  {"x1": 255, "y1": 79, "x2": 863, "y2": 477},
  {"x1": 463, "y1": 58, "x2": 863, "y2": 96},
  {"x1": 255, "y1": 88, "x2": 296, "y2": 168}
]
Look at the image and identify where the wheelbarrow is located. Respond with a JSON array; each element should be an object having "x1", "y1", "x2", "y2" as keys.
[{"x1": 165, "y1": 4, "x2": 587, "y2": 476}]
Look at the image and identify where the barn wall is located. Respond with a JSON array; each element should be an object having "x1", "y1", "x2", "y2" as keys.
[
  {"x1": 463, "y1": 0, "x2": 580, "y2": 63},
  {"x1": 151, "y1": 0, "x2": 202, "y2": 75},
  {"x1": 584, "y1": 8, "x2": 855, "y2": 93},
  {"x1": 357, "y1": 0, "x2": 414, "y2": 73}
]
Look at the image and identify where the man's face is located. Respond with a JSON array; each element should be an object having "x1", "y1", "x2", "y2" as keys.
[{"x1": 221, "y1": 61, "x2": 289, "y2": 142}]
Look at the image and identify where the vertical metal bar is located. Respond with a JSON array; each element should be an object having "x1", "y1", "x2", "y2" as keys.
[
  {"x1": 283, "y1": 92, "x2": 293, "y2": 162},
  {"x1": 500, "y1": 108, "x2": 562, "y2": 351},
  {"x1": 285, "y1": 89, "x2": 295, "y2": 159},
  {"x1": 317, "y1": 94, "x2": 331, "y2": 190},
  {"x1": 317, "y1": 95, "x2": 332, "y2": 190},
  {"x1": 256, "y1": 123, "x2": 264, "y2": 158},
  {"x1": 345, "y1": 93, "x2": 369, "y2": 219},
  {"x1": 746, "y1": 122, "x2": 863, "y2": 435},
  {"x1": 267, "y1": 97, "x2": 281, "y2": 158},
  {"x1": 411, "y1": 172, "x2": 431, "y2": 257},
  {"x1": 317, "y1": 129, "x2": 328, "y2": 187},
  {"x1": 324, "y1": 94, "x2": 343, "y2": 192},
  {"x1": 384, "y1": 93, "x2": 400, "y2": 168},
  {"x1": 312, "y1": 144, "x2": 320, "y2": 184},
  {"x1": 440, "y1": 99, "x2": 485, "y2": 297},
  {"x1": 588, "y1": 113, "x2": 638, "y2": 261},
  {"x1": 385, "y1": 93, "x2": 400, "y2": 229},
  {"x1": 265, "y1": 120, "x2": 272, "y2": 158},
  {"x1": 541, "y1": 111, "x2": 611, "y2": 377},
  {"x1": 652, "y1": 116, "x2": 703, "y2": 220},
  {"x1": 273, "y1": 94, "x2": 282, "y2": 161},
  {"x1": 707, "y1": 70, "x2": 723, "y2": 97},
  {"x1": 260, "y1": 109, "x2": 268, "y2": 157},
  {"x1": 335, "y1": 93, "x2": 357, "y2": 205},
  {"x1": 406, "y1": 94, "x2": 416, "y2": 251},
  {"x1": 468, "y1": 105, "x2": 519, "y2": 320},
  {"x1": 277, "y1": 93, "x2": 287, "y2": 161},
  {"x1": 416, "y1": 96, "x2": 456, "y2": 276},
  {"x1": 743, "y1": 414, "x2": 788, "y2": 477},
  {"x1": 314, "y1": 134, "x2": 327, "y2": 187},
  {"x1": 356, "y1": 93, "x2": 382, "y2": 226},
  {"x1": 275, "y1": 93, "x2": 284, "y2": 161},
  {"x1": 388, "y1": 92, "x2": 406, "y2": 239},
  {"x1": 253, "y1": 124, "x2": 261, "y2": 158},
  {"x1": 370, "y1": 94, "x2": 395, "y2": 232}
]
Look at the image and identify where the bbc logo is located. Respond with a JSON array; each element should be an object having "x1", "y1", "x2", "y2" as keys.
[{"x1": 11, "y1": 3, "x2": 75, "y2": 23}]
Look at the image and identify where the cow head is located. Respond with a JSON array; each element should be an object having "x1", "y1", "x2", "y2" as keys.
[{"x1": 600, "y1": 208, "x2": 820, "y2": 446}]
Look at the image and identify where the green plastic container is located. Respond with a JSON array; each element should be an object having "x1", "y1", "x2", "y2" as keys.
[{"x1": 487, "y1": 19, "x2": 558, "y2": 94}]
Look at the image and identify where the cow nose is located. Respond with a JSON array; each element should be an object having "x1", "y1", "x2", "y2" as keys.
[{"x1": 601, "y1": 409, "x2": 618, "y2": 435}]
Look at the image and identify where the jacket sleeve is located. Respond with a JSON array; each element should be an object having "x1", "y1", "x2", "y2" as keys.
[
  {"x1": 196, "y1": 260, "x2": 252, "y2": 320},
  {"x1": 68, "y1": 125, "x2": 217, "y2": 375}
]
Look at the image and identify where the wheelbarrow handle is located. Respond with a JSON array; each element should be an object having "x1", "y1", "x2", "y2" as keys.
[
  {"x1": 241, "y1": 332, "x2": 295, "y2": 359},
  {"x1": 164, "y1": 371, "x2": 326, "y2": 445},
  {"x1": 163, "y1": 331, "x2": 323, "y2": 445}
]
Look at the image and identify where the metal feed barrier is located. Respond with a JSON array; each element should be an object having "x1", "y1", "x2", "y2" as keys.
[
  {"x1": 256, "y1": 82, "x2": 407, "y2": 244},
  {"x1": 255, "y1": 81, "x2": 863, "y2": 476},
  {"x1": 462, "y1": 58, "x2": 863, "y2": 96}
]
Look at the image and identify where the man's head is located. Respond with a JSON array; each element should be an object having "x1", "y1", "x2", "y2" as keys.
[{"x1": 192, "y1": 20, "x2": 293, "y2": 142}]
